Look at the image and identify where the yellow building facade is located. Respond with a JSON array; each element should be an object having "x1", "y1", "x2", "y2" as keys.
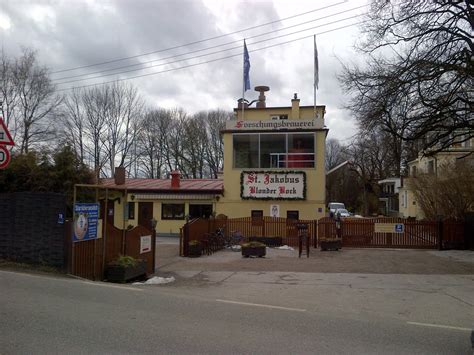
[
  {"x1": 97, "y1": 92, "x2": 327, "y2": 234},
  {"x1": 216, "y1": 94, "x2": 327, "y2": 220}
]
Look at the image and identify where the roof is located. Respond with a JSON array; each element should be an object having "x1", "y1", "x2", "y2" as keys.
[
  {"x1": 233, "y1": 105, "x2": 326, "y2": 112},
  {"x1": 100, "y1": 178, "x2": 223, "y2": 193}
]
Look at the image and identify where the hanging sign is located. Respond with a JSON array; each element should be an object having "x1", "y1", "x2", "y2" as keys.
[
  {"x1": 73, "y1": 203, "x2": 99, "y2": 242},
  {"x1": 241, "y1": 171, "x2": 306, "y2": 200}
]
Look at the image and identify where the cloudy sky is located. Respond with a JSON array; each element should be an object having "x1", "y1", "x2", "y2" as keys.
[{"x1": 1, "y1": 0, "x2": 368, "y2": 142}]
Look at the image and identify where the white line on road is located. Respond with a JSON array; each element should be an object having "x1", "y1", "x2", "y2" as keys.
[
  {"x1": 216, "y1": 299, "x2": 306, "y2": 312},
  {"x1": 0, "y1": 270, "x2": 143, "y2": 292},
  {"x1": 407, "y1": 321, "x2": 472, "y2": 332},
  {"x1": 83, "y1": 281, "x2": 143, "y2": 292}
]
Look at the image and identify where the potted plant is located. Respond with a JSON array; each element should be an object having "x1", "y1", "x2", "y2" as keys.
[
  {"x1": 320, "y1": 238, "x2": 342, "y2": 251},
  {"x1": 248, "y1": 236, "x2": 282, "y2": 247},
  {"x1": 188, "y1": 240, "x2": 202, "y2": 257},
  {"x1": 106, "y1": 255, "x2": 147, "y2": 283},
  {"x1": 241, "y1": 241, "x2": 266, "y2": 258}
]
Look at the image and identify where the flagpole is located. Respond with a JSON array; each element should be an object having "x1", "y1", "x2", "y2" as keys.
[
  {"x1": 313, "y1": 35, "x2": 317, "y2": 119},
  {"x1": 242, "y1": 40, "x2": 245, "y2": 120}
]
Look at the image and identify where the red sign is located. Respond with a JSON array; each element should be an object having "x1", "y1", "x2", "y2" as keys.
[
  {"x1": 0, "y1": 145, "x2": 11, "y2": 169},
  {"x1": 0, "y1": 117, "x2": 14, "y2": 146}
]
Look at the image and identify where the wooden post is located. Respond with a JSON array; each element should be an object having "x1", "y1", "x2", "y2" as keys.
[
  {"x1": 122, "y1": 188, "x2": 127, "y2": 255},
  {"x1": 437, "y1": 219, "x2": 444, "y2": 250},
  {"x1": 314, "y1": 220, "x2": 318, "y2": 248},
  {"x1": 93, "y1": 186, "x2": 99, "y2": 280},
  {"x1": 152, "y1": 225, "x2": 157, "y2": 273},
  {"x1": 71, "y1": 185, "x2": 76, "y2": 275},
  {"x1": 102, "y1": 188, "x2": 109, "y2": 277}
]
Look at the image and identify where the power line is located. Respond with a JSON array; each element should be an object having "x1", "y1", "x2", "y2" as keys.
[
  {"x1": 55, "y1": 21, "x2": 364, "y2": 92},
  {"x1": 51, "y1": 1, "x2": 348, "y2": 74},
  {"x1": 53, "y1": 5, "x2": 366, "y2": 83},
  {"x1": 54, "y1": 13, "x2": 364, "y2": 85}
]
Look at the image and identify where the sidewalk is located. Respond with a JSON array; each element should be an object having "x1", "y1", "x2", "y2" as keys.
[{"x1": 155, "y1": 241, "x2": 474, "y2": 275}]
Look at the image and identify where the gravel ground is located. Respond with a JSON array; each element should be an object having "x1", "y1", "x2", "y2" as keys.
[{"x1": 155, "y1": 243, "x2": 474, "y2": 274}]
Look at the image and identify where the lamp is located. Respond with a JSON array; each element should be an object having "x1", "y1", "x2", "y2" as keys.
[{"x1": 150, "y1": 218, "x2": 157, "y2": 230}]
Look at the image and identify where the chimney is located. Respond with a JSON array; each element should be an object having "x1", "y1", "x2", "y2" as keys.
[
  {"x1": 237, "y1": 98, "x2": 249, "y2": 109},
  {"x1": 291, "y1": 93, "x2": 300, "y2": 119},
  {"x1": 170, "y1": 170, "x2": 180, "y2": 188},
  {"x1": 255, "y1": 86, "x2": 270, "y2": 108},
  {"x1": 114, "y1": 166, "x2": 126, "y2": 185}
]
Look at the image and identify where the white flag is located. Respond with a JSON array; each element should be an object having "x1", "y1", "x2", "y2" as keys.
[{"x1": 314, "y1": 35, "x2": 319, "y2": 90}]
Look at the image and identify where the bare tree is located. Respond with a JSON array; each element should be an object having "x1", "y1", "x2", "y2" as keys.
[
  {"x1": 62, "y1": 88, "x2": 86, "y2": 163},
  {"x1": 204, "y1": 109, "x2": 229, "y2": 178},
  {"x1": 341, "y1": 0, "x2": 473, "y2": 153},
  {"x1": 325, "y1": 138, "x2": 346, "y2": 171},
  {"x1": 0, "y1": 48, "x2": 62, "y2": 153},
  {"x1": 101, "y1": 82, "x2": 144, "y2": 173},
  {"x1": 410, "y1": 159, "x2": 474, "y2": 220},
  {"x1": 136, "y1": 108, "x2": 166, "y2": 178}
]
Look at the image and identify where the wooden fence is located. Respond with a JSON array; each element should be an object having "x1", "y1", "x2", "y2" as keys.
[
  {"x1": 69, "y1": 223, "x2": 155, "y2": 280},
  {"x1": 181, "y1": 216, "x2": 468, "y2": 256},
  {"x1": 318, "y1": 217, "x2": 465, "y2": 249},
  {"x1": 180, "y1": 216, "x2": 317, "y2": 256}
]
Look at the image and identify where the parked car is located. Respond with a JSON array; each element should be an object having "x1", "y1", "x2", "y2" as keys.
[
  {"x1": 334, "y1": 208, "x2": 351, "y2": 218},
  {"x1": 328, "y1": 202, "x2": 345, "y2": 217}
]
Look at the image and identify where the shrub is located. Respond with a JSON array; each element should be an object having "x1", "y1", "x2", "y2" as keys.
[
  {"x1": 113, "y1": 255, "x2": 139, "y2": 268},
  {"x1": 241, "y1": 241, "x2": 265, "y2": 248}
]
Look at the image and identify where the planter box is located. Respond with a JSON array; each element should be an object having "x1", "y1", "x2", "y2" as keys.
[
  {"x1": 106, "y1": 260, "x2": 147, "y2": 283},
  {"x1": 320, "y1": 239, "x2": 342, "y2": 251},
  {"x1": 242, "y1": 246, "x2": 266, "y2": 258},
  {"x1": 248, "y1": 236, "x2": 282, "y2": 247},
  {"x1": 188, "y1": 244, "x2": 202, "y2": 258}
]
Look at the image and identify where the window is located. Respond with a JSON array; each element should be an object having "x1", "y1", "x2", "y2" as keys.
[
  {"x1": 161, "y1": 204, "x2": 185, "y2": 220},
  {"x1": 260, "y1": 134, "x2": 286, "y2": 168},
  {"x1": 233, "y1": 134, "x2": 259, "y2": 168},
  {"x1": 189, "y1": 204, "x2": 213, "y2": 219},
  {"x1": 233, "y1": 133, "x2": 315, "y2": 168},
  {"x1": 128, "y1": 202, "x2": 135, "y2": 220},
  {"x1": 427, "y1": 160, "x2": 434, "y2": 174},
  {"x1": 287, "y1": 134, "x2": 314, "y2": 168},
  {"x1": 287, "y1": 211, "x2": 299, "y2": 220}
]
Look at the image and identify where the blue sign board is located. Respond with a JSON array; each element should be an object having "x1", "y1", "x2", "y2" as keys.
[
  {"x1": 73, "y1": 203, "x2": 99, "y2": 242},
  {"x1": 395, "y1": 223, "x2": 404, "y2": 233}
]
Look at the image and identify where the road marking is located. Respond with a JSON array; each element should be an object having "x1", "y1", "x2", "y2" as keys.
[
  {"x1": 0, "y1": 270, "x2": 142, "y2": 292},
  {"x1": 82, "y1": 281, "x2": 143, "y2": 292},
  {"x1": 407, "y1": 321, "x2": 472, "y2": 332},
  {"x1": 216, "y1": 299, "x2": 306, "y2": 312}
]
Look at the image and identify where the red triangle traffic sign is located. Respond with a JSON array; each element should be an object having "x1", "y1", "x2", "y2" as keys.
[{"x1": 0, "y1": 117, "x2": 14, "y2": 146}]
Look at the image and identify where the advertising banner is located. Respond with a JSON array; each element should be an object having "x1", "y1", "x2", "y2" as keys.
[
  {"x1": 241, "y1": 171, "x2": 306, "y2": 200},
  {"x1": 73, "y1": 203, "x2": 99, "y2": 242}
]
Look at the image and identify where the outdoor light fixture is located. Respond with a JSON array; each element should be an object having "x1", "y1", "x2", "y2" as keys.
[{"x1": 150, "y1": 218, "x2": 157, "y2": 230}]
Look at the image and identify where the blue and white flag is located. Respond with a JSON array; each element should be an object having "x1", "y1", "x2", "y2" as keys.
[
  {"x1": 314, "y1": 35, "x2": 319, "y2": 90},
  {"x1": 243, "y1": 40, "x2": 251, "y2": 92}
]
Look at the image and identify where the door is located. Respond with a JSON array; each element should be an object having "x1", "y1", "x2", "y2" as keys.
[{"x1": 138, "y1": 202, "x2": 154, "y2": 230}]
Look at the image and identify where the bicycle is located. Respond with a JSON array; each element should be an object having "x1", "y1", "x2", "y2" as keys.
[{"x1": 228, "y1": 230, "x2": 243, "y2": 252}]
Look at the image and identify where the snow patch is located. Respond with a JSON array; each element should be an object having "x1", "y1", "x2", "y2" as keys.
[
  {"x1": 133, "y1": 276, "x2": 175, "y2": 285},
  {"x1": 276, "y1": 245, "x2": 294, "y2": 251}
]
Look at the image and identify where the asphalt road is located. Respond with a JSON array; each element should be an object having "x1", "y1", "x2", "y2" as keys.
[{"x1": 1, "y1": 270, "x2": 472, "y2": 354}]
